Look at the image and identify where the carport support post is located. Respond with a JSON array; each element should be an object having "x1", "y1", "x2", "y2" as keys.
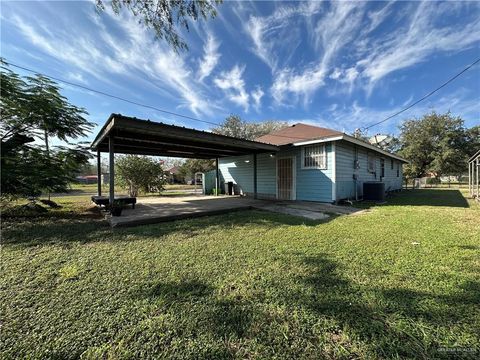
[
  {"x1": 109, "y1": 135, "x2": 115, "y2": 206},
  {"x1": 215, "y1": 158, "x2": 220, "y2": 196},
  {"x1": 97, "y1": 150, "x2": 102, "y2": 196},
  {"x1": 253, "y1": 153, "x2": 258, "y2": 199}
]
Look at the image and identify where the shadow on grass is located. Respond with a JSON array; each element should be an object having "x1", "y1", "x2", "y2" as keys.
[
  {"x1": 292, "y1": 253, "x2": 479, "y2": 359},
  {"x1": 2, "y1": 210, "x2": 324, "y2": 248},
  {"x1": 455, "y1": 245, "x2": 480, "y2": 250},
  {"x1": 358, "y1": 189, "x2": 469, "y2": 209},
  {"x1": 1, "y1": 218, "x2": 110, "y2": 247},
  {"x1": 126, "y1": 253, "x2": 479, "y2": 358}
]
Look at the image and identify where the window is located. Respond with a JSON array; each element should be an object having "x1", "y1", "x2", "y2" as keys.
[
  {"x1": 380, "y1": 158, "x2": 385, "y2": 178},
  {"x1": 302, "y1": 145, "x2": 326, "y2": 169},
  {"x1": 396, "y1": 163, "x2": 400, "y2": 177},
  {"x1": 391, "y1": 159, "x2": 394, "y2": 170},
  {"x1": 367, "y1": 153, "x2": 375, "y2": 173}
]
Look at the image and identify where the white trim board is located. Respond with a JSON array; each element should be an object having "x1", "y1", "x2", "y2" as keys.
[{"x1": 331, "y1": 142, "x2": 336, "y2": 202}]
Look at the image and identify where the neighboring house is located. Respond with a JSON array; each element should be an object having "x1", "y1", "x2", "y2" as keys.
[
  {"x1": 218, "y1": 123, "x2": 408, "y2": 203},
  {"x1": 75, "y1": 175, "x2": 98, "y2": 184},
  {"x1": 166, "y1": 166, "x2": 181, "y2": 184}
]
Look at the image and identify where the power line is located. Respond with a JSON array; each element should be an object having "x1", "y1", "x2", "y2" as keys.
[
  {"x1": 4, "y1": 57, "x2": 478, "y2": 140},
  {"x1": 2, "y1": 59, "x2": 311, "y2": 141},
  {"x1": 3, "y1": 60, "x2": 222, "y2": 127},
  {"x1": 363, "y1": 57, "x2": 480, "y2": 131},
  {"x1": 4, "y1": 59, "x2": 321, "y2": 142}
]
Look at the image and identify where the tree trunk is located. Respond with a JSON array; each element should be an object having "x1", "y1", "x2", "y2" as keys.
[{"x1": 44, "y1": 129, "x2": 51, "y2": 201}]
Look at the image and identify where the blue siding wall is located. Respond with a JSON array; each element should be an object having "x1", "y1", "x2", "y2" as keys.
[
  {"x1": 257, "y1": 153, "x2": 277, "y2": 198},
  {"x1": 292, "y1": 144, "x2": 334, "y2": 202},
  {"x1": 335, "y1": 140, "x2": 403, "y2": 200},
  {"x1": 219, "y1": 144, "x2": 334, "y2": 202},
  {"x1": 219, "y1": 155, "x2": 254, "y2": 195}
]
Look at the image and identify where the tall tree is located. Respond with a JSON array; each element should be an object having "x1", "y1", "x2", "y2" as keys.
[
  {"x1": 398, "y1": 111, "x2": 477, "y2": 180},
  {"x1": 212, "y1": 115, "x2": 289, "y2": 141},
  {"x1": 24, "y1": 75, "x2": 92, "y2": 154},
  {"x1": 0, "y1": 61, "x2": 93, "y2": 199},
  {"x1": 95, "y1": 0, "x2": 221, "y2": 52}
]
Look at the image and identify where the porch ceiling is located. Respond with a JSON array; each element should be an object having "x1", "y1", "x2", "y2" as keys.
[{"x1": 91, "y1": 114, "x2": 280, "y2": 159}]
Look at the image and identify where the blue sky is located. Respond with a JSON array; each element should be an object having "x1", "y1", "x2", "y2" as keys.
[{"x1": 1, "y1": 0, "x2": 479, "y2": 143}]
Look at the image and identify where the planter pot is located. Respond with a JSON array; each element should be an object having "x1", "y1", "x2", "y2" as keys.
[{"x1": 111, "y1": 207, "x2": 123, "y2": 216}]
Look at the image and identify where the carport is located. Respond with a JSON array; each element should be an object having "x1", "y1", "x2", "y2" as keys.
[{"x1": 90, "y1": 113, "x2": 280, "y2": 206}]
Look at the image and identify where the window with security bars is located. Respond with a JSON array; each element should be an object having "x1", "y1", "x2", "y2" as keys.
[{"x1": 302, "y1": 145, "x2": 326, "y2": 169}]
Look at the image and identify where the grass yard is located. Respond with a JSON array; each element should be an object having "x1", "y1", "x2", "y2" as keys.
[{"x1": 1, "y1": 189, "x2": 479, "y2": 359}]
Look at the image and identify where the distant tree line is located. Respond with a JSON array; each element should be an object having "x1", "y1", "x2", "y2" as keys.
[{"x1": 360, "y1": 112, "x2": 479, "y2": 181}]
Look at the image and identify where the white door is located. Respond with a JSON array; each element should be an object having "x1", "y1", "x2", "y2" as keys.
[{"x1": 277, "y1": 157, "x2": 295, "y2": 200}]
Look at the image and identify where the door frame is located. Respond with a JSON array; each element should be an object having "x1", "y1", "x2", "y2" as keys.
[{"x1": 276, "y1": 156, "x2": 296, "y2": 200}]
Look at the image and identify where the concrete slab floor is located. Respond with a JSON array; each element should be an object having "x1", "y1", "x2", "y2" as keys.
[
  {"x1": 253, "y1": 203, "x2": 330, "y2": 220},
  {"x1": 108, "y1": 195, "x2": 266, "y2": 227},
  {"x1": 106, "y1": 195, "x2": 366, "y2": 227}
]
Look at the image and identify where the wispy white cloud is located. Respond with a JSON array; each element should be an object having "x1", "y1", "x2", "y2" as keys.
[
  {"x1": 315, "y1": 90, "x2": 480, "y2": 135},
  {"x1": 363, "y1": 1, "x2": 395, "y2": 35},
  {"x1": 214, "y1": 64, "x2": 250, "y2": 111},
  {"x1": 251, "y1": 86, "x2": 264, "y2": 111},
  {"x1": 271, "y1": 2, "x2": 367, "y2": 105},
  {"x1": 244, "y1": 2, "x2": 322, "y2": 72},
  {"x1": 8, "y1": 9, "x2": 216, "y2": 116},
  {"x1": 248, "y1": 1, "x2": 479, "y2": 105},
  {"x1": 9, "y1": 14, "x2": 126, "y2": 82},
  {"x1": 66, "y1": 72, "x2": 88, "y2": 84},
  {"x1": 198, "y1": 33, "x2": 221, "y2": 81},
  {"x1": 97, "y1": 12, "x2": 215, "y2": 115},
  {"x1": 356, "y1": 2, "x2": 480, "y2": 92},
  {"x1": 271, "y1": 65, "x2": 327, "y2": 106}
]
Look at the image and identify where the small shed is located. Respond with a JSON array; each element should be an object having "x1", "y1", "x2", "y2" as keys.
[{"x1": 468, "y1": 150, "x2": 480, "y2": 201}]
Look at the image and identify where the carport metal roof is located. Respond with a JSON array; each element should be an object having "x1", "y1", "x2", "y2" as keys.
[{"x1": 91, "y1": 114, "x2": 280, "y2": 159}]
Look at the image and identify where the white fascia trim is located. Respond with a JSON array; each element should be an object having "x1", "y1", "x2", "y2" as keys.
[
  {"x1": 293, "y1": 134, "x2": 408, "y2": 163},
  {"x1": 294, "y1": 135, "x2": 344, "y2": 146}
]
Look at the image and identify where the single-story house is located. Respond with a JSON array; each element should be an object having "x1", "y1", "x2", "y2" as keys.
[
  {"x1": 218, "y1": 123, "x2": 408, "y2": 203},
  {"x1": 166, "y1": 166, "x2": 182, "y2": 184}
]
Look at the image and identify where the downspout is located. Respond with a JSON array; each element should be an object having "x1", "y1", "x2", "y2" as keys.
[
  {"x1": 354, "y1": 145, "x2": 359, "y2": 201},
  {"x1": 332, "y1": 142, "x2": 337, "y2": 203}
]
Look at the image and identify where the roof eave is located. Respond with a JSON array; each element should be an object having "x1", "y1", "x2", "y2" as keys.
[
  {"x1": 293, "y1": 134, "x2": 409, "y2": 163},
  {"x1": 90, "y1": 113, "x2": 280, "y2": 155},
  {"x1": 91, "y1": 113, "x2": 116, "y2": 150}
]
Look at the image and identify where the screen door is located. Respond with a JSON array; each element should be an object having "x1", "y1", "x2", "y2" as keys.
[{"x1": 277, "y1": 157, "x2": 295, "y2": 200}]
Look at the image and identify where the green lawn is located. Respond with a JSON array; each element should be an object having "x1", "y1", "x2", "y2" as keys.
[{"x1": 1, "y1": 190, "x2": 479, "y2": 359}]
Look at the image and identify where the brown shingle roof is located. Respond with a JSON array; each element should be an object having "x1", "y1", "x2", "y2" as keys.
[{"x1": 255, "y1": 123, "x2": 343, "y2": 146}]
